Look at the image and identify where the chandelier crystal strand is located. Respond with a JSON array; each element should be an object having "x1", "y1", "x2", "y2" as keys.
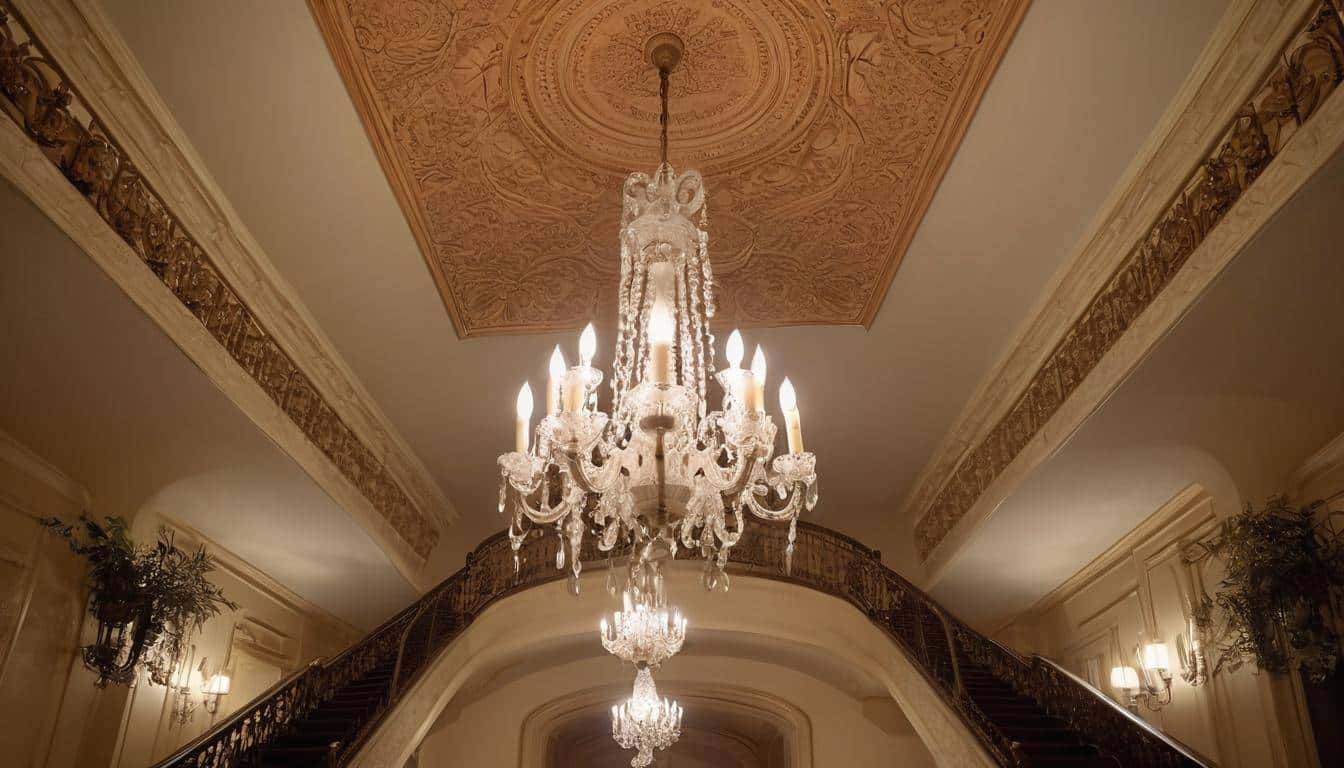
[{"x1": 612, "y1": 667, "x2": 683, "y2": 768}]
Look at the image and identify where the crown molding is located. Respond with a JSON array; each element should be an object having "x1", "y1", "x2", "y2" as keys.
[
  {"x1": 906, "y1": 0, "x2": 1344, "y2": 577},
  {"x1": 0, "y1": 0, "x2": 454, "y2": 586}
]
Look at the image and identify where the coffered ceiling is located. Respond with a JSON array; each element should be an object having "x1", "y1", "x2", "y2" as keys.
[{"x1": 309, "y1": 0, "x2": 1027, "y2": 336}]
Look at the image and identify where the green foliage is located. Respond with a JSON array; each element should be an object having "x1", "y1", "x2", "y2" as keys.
[
  {"x1": 1184, "y1": 497, "x2": 1344, "y2": 683},
  {"x1": 42, "y1": 515, "x2": 238, "y2": 687}
]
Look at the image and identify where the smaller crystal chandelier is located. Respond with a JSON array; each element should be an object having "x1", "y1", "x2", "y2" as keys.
[
  {"x1": 611, "y1": 667, "x2": 684, "y2": 768},
  {"x1": 600, "y1": 570, "x2": 687, "y2": 669}
]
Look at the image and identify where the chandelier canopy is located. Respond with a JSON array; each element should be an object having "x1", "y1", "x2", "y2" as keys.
[{"x1": 497, "y1": 32, "x2": 817, "y2": 767}]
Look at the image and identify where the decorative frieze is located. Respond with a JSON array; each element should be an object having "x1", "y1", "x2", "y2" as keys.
[
  {"x1": 0, "y1": 4, "x2": 438, "y2": 559},
  {"x1": 914, "y1": 1, "x2": 1344, "y2": 561}
]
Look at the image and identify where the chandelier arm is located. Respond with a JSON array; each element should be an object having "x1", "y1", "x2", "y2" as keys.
[
  {"x1": 564, "y1": 446, "x2": 627, "y2": 494},
  {"x1": 507, "y1": 483, "x2": 573, "y2": 526},
  {"x1": 741, "y1": 482, "x2": 807, "y2": 522},
  {"x1": 689, "y1": 446, "x2": 758, "y2": 493}
]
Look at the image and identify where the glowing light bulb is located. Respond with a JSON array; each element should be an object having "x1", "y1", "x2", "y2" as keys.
[
  {"x1": 747, "y1": 346, "x2": 766, "y2": 412},
  {"x1": 779, "y1": 377, "x2": 796, "y2": 411},
  {"x1": 549, "y1": 346, "x2": 566, "y2": 379},
  {"x1": 548, "y1": 346, "x2": 566, "y2": 414},
  {"x1": 726, "y1": 329, "x2": 744, "y2": 368},
  {"x1": 780, "y1": 377, "x2": 803, "y2": 454},
  {"x1": 515, "y1": 382, "x2": 533, "y2": 453},
  {"x1": 751, "y1": 345, "x2": 766, "y2": 382},
  {"x1": 579, "y1": 323, "x2": 597, "y2": 365}
]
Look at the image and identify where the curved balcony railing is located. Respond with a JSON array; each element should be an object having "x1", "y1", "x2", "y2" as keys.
[{"x1": 152, "y1": 521, "x2": 1207, "y2": 768}]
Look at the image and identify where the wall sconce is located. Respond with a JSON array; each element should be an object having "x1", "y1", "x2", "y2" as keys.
[
  {"x1": 169, "y1": 656, "x2": 206, "y2": 726},
  {"x1": 1110, "y1": 665, "x2": 1142, "y2": 711},
  {"x1": 1175, "y1": 616, "x2": 1208, "y2": 686},
  {"x1": 1128, "y1": 640, "x2": 1171, "y2": 710},
  {"x1": 201, "y1": 672, "x2": 231, "y2": 715}
]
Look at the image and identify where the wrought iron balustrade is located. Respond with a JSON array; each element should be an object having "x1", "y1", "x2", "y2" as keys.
[{"x1": 150, "y1": 520, "x2": 1208, "y2": 768}]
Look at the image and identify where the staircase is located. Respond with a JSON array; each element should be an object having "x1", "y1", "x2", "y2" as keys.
[
  {"x1": 891, "y1": 609, "x2": 1118, "y2": 766},
  {"x1": 252, "y1": 655, "x2": 398, "y2": 768},
  {"x1": 152, "y1": 523, "x2": 1208, "y2": 768}
]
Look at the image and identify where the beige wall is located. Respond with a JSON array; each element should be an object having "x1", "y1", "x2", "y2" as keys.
[
  {"x1": 0, "y1": 431, "x2": 359, "y2": 768},
  {"x1": 417, "y1": 654, "x2": 931, "y2": 767},
  {"x1": 995, "y1": 467, "x2": 1339, "y2": 768}
]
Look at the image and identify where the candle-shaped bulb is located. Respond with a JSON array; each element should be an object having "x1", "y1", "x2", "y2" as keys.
[
  {"x1": 726, "y1": 329, "x2": 744, "y2": 368},
  {"x1": 547, "y1": 346, "x2": 566, "y2": 415},
  {"x1": 779, "y1": 376, "x2": 796, "y2": 411},
  {"x1": 751, "y1": 345, "x2": 767, "y2": 381},
  {"x1": 515, "y1": 381, "x2": 533, "y2": 453},
  {"x1": 749, "y1": 346, "x2": 767, "y2": 412},
  {"x1": 549, "y1": 346, "x2": 566, "y2": 380},
  {"x1": 516, "y1": 381, "x2": 534, "y2": 419},
  {"x1": 780, "y1": 377, "x2": 804, "y2": 453},
  {"x1": 579, "y1": 323, "x2": 597, "y2": 365}
]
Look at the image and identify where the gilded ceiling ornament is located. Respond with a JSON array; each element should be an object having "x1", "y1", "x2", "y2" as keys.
[{"x1": 309, "y1": 0, "x2": 1028, "y2": 335}]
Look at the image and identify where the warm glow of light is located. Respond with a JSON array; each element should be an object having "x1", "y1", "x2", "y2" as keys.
[
  {"x1": 726, "y1": 329, "x2": 744, "y2": 368},
  {"x1": 202, "y1": 673, "x2": 231, "y2": 696},
  {"x1": 779, "y1": 377, "x2": 797, "y2": 412},
  {"x1": 650, "y1": 301, "x2": 675, "y2": 344},
  {"x1": 549, "y1": 346, "x2": 566, "y2": 380},
  {"x1": 516, "y1": 382, "x2": 534, "y2": 420},
  {"x1": 1142, "y1": 642, "x2": 1171, "y2": 671},
  {"x1": 1111, "y1": 666, "x2": 1140, "y2": 690},
  {"x1": 750, "y1": 345, "x2": 766, "y2": 381},
  {"x1": 579, "y1": 323, "x2": 597, "y2": 365}
]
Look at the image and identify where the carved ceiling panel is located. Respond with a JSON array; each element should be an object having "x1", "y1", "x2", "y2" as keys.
[{"x1": 310, "y1": 0, "x2": 1027, "y2": 336}]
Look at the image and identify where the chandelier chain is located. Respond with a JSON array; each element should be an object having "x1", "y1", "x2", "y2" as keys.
[{"x1": 659, "y1": 67, "x2": 670, "y2": 166}]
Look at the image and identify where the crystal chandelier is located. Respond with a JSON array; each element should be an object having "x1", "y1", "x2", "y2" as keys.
[
  {"x1": 600, "y1": 569, "x2": 686, "y2": 669},
  {"x1": 496, "y1": 32, "x2": 818, "y2": 767},
  {"x1": 496, "y1": 32, "x2": 818, "y2": 597},
  {"x1": 611, "y1": 667, "x2": 684, "y2": 768}
]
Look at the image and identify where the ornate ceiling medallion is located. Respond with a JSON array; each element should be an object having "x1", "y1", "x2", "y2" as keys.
[
  {"x1": 508, "y1": 0, "x2": 829, "y2": 176},
  {"x1": 310, "y1": 0, "x2": 1027, "y2": 336}
]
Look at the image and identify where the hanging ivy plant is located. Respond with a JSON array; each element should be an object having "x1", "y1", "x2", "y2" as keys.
[
  {"x1": 1184, "y1": 497, "x2": 1344, "y2": 683},
  {"x1": 42, "y1": 515, "x2": 238, "y2": 687}
]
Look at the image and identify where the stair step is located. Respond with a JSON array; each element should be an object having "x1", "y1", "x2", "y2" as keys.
[
  {"x1": 1023, "y1": 757, "x2": 1120, "y2": 767},
  {"x1": 1017, "y1": 741, "x2": 1102, "y2": 757},
  {"x1": 995, "y1": 726, "x2": 1081, "y2": 743}
]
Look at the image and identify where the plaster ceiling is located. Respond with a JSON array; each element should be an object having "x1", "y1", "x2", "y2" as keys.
[
  {"x1": 931, "y1": 148, "x2": 1344, "y2": 629},
  {"x1": 96, "y1": 0, "x2": 1230, "y2": 575},
  {"x1": 308, "y1": 0, "x2": 1027, "y2": 335},
  {"x1": 0, "y1": 178, "x2": 416, "y2": 629}
]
